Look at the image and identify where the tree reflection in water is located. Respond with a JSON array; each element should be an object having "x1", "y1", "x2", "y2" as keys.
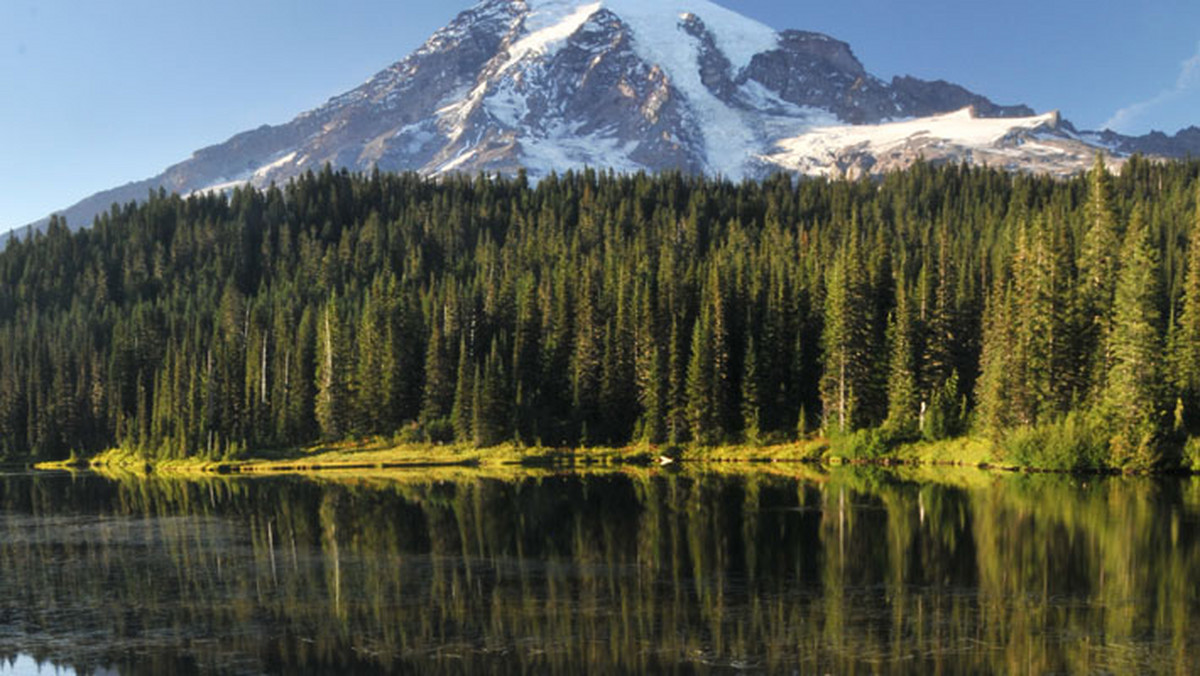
[{"x1": 0, "y1": 467, "x2": 1195, "y2": 674}]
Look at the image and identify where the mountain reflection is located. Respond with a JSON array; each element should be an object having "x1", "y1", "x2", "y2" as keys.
[{"x1": 0, "y1": 468, "x2": 1195, "y2": 674}]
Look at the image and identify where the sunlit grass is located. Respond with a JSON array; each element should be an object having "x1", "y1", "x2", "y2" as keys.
[{"x1": 25, "y1": 433, "x2": 1087, "y2": 480}]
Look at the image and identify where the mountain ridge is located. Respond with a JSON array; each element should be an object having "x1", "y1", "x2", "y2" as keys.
[{"x1": 8, "y1": 0, "x2": 1198, "y2": 239}]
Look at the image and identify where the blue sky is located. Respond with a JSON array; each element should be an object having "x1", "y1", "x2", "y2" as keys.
[{"x1": 2, "y1": 0, "x2": 1199, "y2": 232}]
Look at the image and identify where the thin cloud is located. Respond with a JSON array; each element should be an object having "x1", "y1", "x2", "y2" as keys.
[{"x1": 1104, "y1": 43, "x2": 1200, "y2": 133}]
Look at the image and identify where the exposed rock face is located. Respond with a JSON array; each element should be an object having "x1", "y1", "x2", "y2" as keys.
[
  {"x1": 1088, "y1": 126, "x2": 1200, "y2": 158},
  {"x1": 887, "y1": 76, "x2": 1036, "y2": 120},
  {"x1": 11, "y1": 0, "x2": 1196, "y2": 237}
]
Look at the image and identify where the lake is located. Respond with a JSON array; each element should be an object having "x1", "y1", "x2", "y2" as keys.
[{"x1": 0, "y1": 466, "x2": 1196, "y2": 674}]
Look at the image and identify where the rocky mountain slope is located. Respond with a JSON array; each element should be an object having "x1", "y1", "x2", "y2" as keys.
[{"x1": 12, "y1": 0, "x2": 1200, "y2": 237}]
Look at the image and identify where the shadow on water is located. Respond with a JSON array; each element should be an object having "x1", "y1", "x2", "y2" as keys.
[{"x1": 0, "y1": 466, "x2": 1196, "y2": 674}]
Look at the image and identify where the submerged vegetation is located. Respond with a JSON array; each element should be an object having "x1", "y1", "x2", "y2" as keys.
[{"x1": 3, "y1": 157, "x2": 1200, "y2": 471}]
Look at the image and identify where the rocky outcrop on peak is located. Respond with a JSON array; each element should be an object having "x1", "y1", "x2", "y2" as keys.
[
  {"x1": 1088, "y1": 126, "x2": 1200, "y2": 158},
  {"x1": 740, "y1": 31, "x2": 1033, "y2": 124},
  {"x1": 888, "y1": 76, "x2": 1035, "y2": 120}
]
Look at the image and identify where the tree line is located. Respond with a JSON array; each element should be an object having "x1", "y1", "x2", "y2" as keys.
[{"x1": 1, "y1": 158, "x2": 1198, "y2": 469}]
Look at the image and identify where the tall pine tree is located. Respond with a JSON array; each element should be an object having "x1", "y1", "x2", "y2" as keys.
[
  {"x1": 1170, "y1": 186, "x2": 1200, "y2": 431},
  {"x1": 1101, "y1": 207, "x2": 1166, "y2": 469},
  {"x1": 1078, "y1": 153, "x2": 1121, "y2": 401}
]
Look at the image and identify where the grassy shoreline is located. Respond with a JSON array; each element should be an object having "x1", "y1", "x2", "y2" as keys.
[
  {"x1": 27, "y1": 434, "x2": 1054, "y2": 477},
  {"x1": 34, "y1": 430, "x2": 1200, "y2": 478}
]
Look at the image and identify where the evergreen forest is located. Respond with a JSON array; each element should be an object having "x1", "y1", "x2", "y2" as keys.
[{"x1": 3, "y1": 157, "x2": 1200, "y2": 470}]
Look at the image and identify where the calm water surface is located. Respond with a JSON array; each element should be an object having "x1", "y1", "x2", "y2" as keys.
[{"x1": 0, "y1": 467, "x2": 1196, "y2": 674}]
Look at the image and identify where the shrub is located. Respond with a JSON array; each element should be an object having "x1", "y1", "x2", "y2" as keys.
[
  {"x1": 834, "y1": 428, "x2": 894, "y2": 460},
  {"x1": 394, "y1": 423, "x2": 425, "y2": 445},
  {"x1": 1004, "y1": 411, "x2": 1107, "y2": 471},
  {"x1": 423, "y1": 417, "x2": 455, "y2": 444},
  {"x1": 393, "y1": 418, "x2": 456, "y2": 445}
]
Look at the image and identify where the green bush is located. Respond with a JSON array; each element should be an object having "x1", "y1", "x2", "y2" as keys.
[
  {"x1": 394, "y1": 418, "x2": 455, "y2": 445},
  {"x1": 1004, "y1": 412, "x2": 1107, "y2": 471},
  {"x1": 834, "y1": 428, "x2": 894, "y2": 460}
]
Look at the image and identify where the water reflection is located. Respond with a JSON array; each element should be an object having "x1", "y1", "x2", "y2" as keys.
[
  {"x1": 0, "y1": 655, "x2": 81, "y2": 675},
  {"x1": 0, "y1": 467, "x2": 1195, "y2": 674}
]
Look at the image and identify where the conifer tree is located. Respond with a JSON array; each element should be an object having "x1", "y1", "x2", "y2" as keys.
[
  {"x1": 1012, "y1": 214, "x2": 1076, "y2": 423},
  {"x1": 921, "y1": 225, "x2": 958, "y2": 419},
  {"x1": 819, "y1": 232, "x2": 877, "y2": 433},
  {"x1": 572, "y1": 270, "x2": 602, "y2": 442},
  {"x1": 634, "y1": 285, "x2": 666, "y2": 444},
  {"x1": 354, "y1": 291, "x2": 386, "y2": 434},
  {"x1": 511, "y1": 274, "x2": 541, "y2": 442},
  {"x1": 923, "y1": 370, "x2": 964, "y2": 441},
  {"x1": 291, "y1": 307, "x2": 318, "y2": 442},
  {"x1": 451, "y1": 337, "x2": 474, "y2": 443},
  {"x1": 975, "y1": 277, "x2": 1016, "y2": 433},
  {"x1": 1170, "y1": 187, "x2": 1200, "y2": 430},
  {"x1": 884, "y1": 285, "x2": 919, "y2": 435},
  {"x1": 1078, "y1": 153, "x2": 1121, "y2": 400},
  {"x1": 666, "y1": 313, "x2": 688, "y2": 444},
  {"x1": 707, "y1": 266, "x2": 733, "y2": 439},
  {"x1": 473, "y1": 339, "x2": 508, "y2": 447},
  {"x1": 686, "y1": 312, "x2": 716, "y2": 445},
  {"x1": 1102, "y1": 207, "x2": 1166, "y2": 469},
  {"x1": 420, "y1": 308, "x2": 455, "y2": 425},
  {"x1": 315, "y1": 297, "x2": 350, "y2": 441},
  {"x1": 740, "y1": 333, "x2": 762, "y2": 445}
]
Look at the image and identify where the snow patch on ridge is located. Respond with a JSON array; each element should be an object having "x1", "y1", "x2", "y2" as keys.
[
  {"x1": 554, "y1": 0, "x2": 780, "y2": 72},
  {"x1": 763, "y1": 107, "x2": 1064, "y2": 176},
  {"x1": 519, "y1": 121, "x2": 644, "y2": 176},
  {"x1": 183, "y1": 151, "x2": 302, "y2": 198},
  {"x1": 253, "y1": 151, "x2": 299, "y2": 180},
  {"x1": 499, "y1": 1, "x2": 602, "y2": 74},
  {"x1": 487, "y1": 81, "x2": 531, "y2": 127},
  {"x1": 182, "y1": 176, "x2": 250, "y2": 200}
]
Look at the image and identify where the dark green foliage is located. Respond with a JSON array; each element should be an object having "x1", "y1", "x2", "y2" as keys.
[
  {"x1": 819, "y1": 223, "x2": 883, "y2": 434},
  {"x1": 741, "y1": 334, "x2": 762, "y2": 445},
  {"x1": 0, "y1": 161, "x2": 1196, "y2": 469},
  {"x1": 883, "y1": 286, "x2": 919, "y2": 436},
  {"x1": 315, "y1": 297, "x2": 350, "y2": 441},
  {"x1": 1169, "y1": 186, "x2": 1200, "y2": 431},
  {"x1": 975, "y1": 215, "x2": 1078, "y2": 430},
  {"x1": 1100, "y1": 207, "x2": 1166, "y2": 469},
  {"x1": 1078, "y1": 154, "x2": 1122, "y2": 402},
  {"x1": 472, "y1": 339, "x2": 509, "y2": 447},
  {"x1": 451, "y1": 338, "x2": 474, "y2": 444},
  {"x1": 1004, "y1": 411, "x2": 1108, "y2": 471},
  {"x1": 922, "y1": 370, "x2": 966, "y2": 442},
  {"x1": 685, "y1": 313, "x2": 716, "y2": 445},
  {"x1": 420, "y1": 310, "x2": 454, "y2": 425}
]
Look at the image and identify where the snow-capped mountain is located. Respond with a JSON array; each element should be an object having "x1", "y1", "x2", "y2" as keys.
[{"x1": 15, "y1": 0, "x2": 1200, "y2": 235}]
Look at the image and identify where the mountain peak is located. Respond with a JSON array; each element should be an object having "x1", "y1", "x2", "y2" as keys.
[
  {"x1": 15, "y1": 0, "x2": 1188, "y2": 238},
  {"x1": 508, "y1": 0, "x2": 779, "y2": 71},
  {"x1": 775, "y1": 30, "x2": 865, "y2": 78}
]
